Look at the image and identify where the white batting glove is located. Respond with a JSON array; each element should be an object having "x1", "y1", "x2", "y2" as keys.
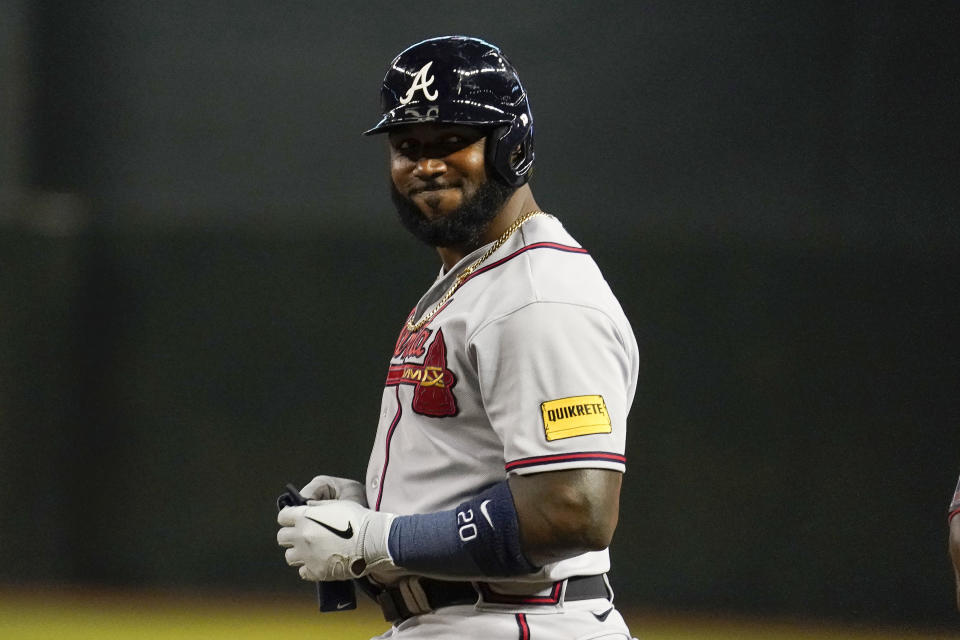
[
  {"x1": 277, "y1": 500, "x2": 397, "y2": 581},
  {"x1": 299, "y1": 475, "x2": 367, "y2": 506}
]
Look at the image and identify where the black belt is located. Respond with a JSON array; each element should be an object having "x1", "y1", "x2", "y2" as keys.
[{"x1": 367, "y1": 574, "x2": 610, "y2": 624}]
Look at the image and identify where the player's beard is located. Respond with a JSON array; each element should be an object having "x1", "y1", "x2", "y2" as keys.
[{"x1": 390, "y1": 178, "x2": 515, "y2": 250}]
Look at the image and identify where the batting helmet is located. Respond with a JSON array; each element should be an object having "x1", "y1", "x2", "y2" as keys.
[{"x1": 364, "y1": 36, "x2": 535, "y2": 187}]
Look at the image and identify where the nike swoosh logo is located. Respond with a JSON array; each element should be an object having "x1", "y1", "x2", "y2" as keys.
[
  {"x1": 593, "y1": 607, "x2": 614, "y2": 622},
  {"x1": 305, "y1": 516, "x2": 354, "y2": 539},
  {"x1": 336, "y1": 601, "x2": 353, "y2": 610},
  {"x1": 479, "y1": 499, "x2": 495, "y2": 529}
]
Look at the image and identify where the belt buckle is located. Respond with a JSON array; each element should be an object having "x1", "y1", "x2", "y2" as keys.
[
  {"x1": 377, "y1": 576, "x2": 432, "y2": 623},
  {"x1": 398, "y1": 576, "x2": 432, "y2": 615},
  {"x1": 376, "y1": 589, "x2": 409, "y2": 623}
]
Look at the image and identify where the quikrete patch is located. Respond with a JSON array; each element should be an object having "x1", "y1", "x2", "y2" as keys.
[{"x1": 540, "y1": 395, "x2": 611, "y2": 441}]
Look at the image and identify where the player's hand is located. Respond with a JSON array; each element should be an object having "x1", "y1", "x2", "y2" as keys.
[
  {"x1": 277, "y1": 500, "x2": 396, "y2": 581},
  {"x1": 300, "y1": 475, "x2": 367, "y2": 506}
]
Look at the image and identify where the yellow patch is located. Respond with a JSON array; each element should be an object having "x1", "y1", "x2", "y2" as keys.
[{"x1": 540, "y1": 395, "x2": 612, "y2": 441}]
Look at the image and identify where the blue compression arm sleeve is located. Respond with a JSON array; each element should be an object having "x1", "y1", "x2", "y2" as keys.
[{"x1": 387, "y1": 480, "x2": 538, "y2": 577}]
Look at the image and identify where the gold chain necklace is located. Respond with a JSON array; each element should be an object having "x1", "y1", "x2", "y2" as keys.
[{"x1": 405, "y1": 210, "x2": 549, "y2": 332}]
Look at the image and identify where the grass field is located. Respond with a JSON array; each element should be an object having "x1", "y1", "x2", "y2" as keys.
[{"x1": 0, "y1": 587, "x2": 957, "y2": 640}]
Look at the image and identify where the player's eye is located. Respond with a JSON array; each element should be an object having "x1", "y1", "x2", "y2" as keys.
[
  {"x1": 435, "y1": 134, "x2": 475, "y2": 153},
  {"x1": 392, "y1": 139, "x2": 421, "y2": 157}
]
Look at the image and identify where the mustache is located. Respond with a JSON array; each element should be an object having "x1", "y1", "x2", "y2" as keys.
[{"x1": 409, "y1": 181, "x2": 460, "y2": 195}]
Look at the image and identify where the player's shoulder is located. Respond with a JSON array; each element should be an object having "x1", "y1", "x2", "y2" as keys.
[
  {"x1": 470, "y1": 214, "x2": 628, "y2": 325},
  {"x1": 512, "y1": 214, "x2": 616, "y2": 305}
]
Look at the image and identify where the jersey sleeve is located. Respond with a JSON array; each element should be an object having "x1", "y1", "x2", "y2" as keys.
[{"x1": 468, "y1": 301, "x2": 636, "y2": 476}]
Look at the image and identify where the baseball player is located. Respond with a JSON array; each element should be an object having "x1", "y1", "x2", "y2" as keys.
[
  {"x1": 950, "y1": 473, "x2": 960, "y2": 610},
  {"x1": 277, "y1": 36, "x2": 640, "y2": 639}
]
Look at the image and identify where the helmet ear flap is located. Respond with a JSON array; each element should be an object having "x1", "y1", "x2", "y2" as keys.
[
  {"x1": 486, "y1": 125, "x2": 534, "y2": 188},
  {"x1": 512, "y1": 137, "x2": 533, "y2": 174},
  {"x1": 485, "y1": 125, "x2": 510, "y2": 185}
]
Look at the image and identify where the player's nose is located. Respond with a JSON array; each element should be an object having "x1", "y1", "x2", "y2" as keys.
[{"x1": 413, "y1": 157, "x2": 447, "y2": 178}]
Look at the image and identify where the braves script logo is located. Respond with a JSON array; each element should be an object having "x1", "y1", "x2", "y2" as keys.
[
  {"x1": 394, "y1": 323, "x2": 430, "y2": 359},
  {"x1": 388, "y1": 324, "x2": 458, "y2": 417},
  {"x1": 399, "y1": 61, "x2": 439, "y2": 104}
]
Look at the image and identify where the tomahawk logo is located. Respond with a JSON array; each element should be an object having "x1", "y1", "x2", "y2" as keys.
[
  {"x1": 411, "y1": 329, "x2": 458, "y2": 416},
  {"x1": 399, "y1": 61, "x2": 439, "y2": 104},
  {"x1": 385, "y1": 327, "x2": 458, "y2": 417}
]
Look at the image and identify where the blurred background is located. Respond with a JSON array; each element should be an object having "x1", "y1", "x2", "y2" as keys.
[{"x1": 1, "y1": 0, "x2": 958, "y2": 634}]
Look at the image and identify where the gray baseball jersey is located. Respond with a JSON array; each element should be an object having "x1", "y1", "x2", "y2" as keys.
[{"x1": 365, "y1": 214, "x2": 639, "y2": 584}]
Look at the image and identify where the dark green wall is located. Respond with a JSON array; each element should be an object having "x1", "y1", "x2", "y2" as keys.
[{"x1": 1, "y1": 226, "x2": 956, "y2": 625}]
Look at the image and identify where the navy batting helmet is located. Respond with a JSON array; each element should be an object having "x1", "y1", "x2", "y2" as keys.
[{"x1": 364, "y1": 36, "x2": 535, "y2": 187}]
